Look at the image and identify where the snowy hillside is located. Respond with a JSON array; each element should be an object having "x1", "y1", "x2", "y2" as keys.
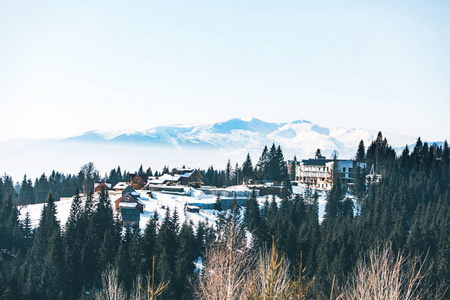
[{"x1": 18, "y1": 185, "x2": 328, "y2": 231}]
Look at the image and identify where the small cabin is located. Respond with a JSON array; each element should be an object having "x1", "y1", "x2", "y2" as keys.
[
  {"x1": 114, "y1": 193, "x2": 144, "y2": 212},
  {"x1": 186, "y1": 205, "x2": 200, "y2": 213},
  {"x1": 94, "y1": 181, "x2": 112, "y2": 192},
  {"x1": 128, "y1": 173, "x2": 148, "y2": 190}
]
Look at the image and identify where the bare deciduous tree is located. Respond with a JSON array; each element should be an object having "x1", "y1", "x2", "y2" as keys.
[
  {"x1": 95, "y1": 265, "x2": 126, "y2": 300},
  {"x1": 250, "y1": 240, "x2": 292, "y2": 300},
  {"x1": 342, "y1": 246, "x2": 429, "y2": 300},
  {"x1": 195, "y1": 210, "x2": 253, "y2": 300}
]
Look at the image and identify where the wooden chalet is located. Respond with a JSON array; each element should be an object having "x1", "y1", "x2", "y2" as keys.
[
  {"x1": 114, "y1": 193, "x2": 144, "y2": 212},
  {"x1": 128, "y1": 173, "x2": 148, "y2": 190},
  {"x1": 171, "y1": 168, "x2": 204, "y2": 185},
  {"x1": 94, "y1": 181, "x2": 112, "y2": 192}
]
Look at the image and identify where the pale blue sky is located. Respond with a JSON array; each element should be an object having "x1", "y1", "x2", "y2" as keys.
[{"x1": 0, "y1": 0, "x2": 449, "y2": 142}]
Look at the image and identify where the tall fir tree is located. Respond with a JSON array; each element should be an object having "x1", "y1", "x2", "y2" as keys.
[{"x1": 241, "y1": 153, "x2": 254, "y2": 183}]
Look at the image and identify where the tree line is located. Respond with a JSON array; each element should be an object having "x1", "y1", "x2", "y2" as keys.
[
  {"x1": 0, "y1": 133, "x2": 449, "y2": 299},
  {"x1": 7, "y1": 143, "x2": 290, "y2": 206}
]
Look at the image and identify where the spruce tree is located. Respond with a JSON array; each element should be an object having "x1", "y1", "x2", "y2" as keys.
[
  {"x1": 241, "y1": 153, "x2": 254, "y2": 183},
  {"x1": 356, "y1": 140, "x2": 365, "y2": 162},
  {"x1": 243, "y1": 190, "x2": 261, "y2": 233},
  {"x1": 256, "y1": 145, "x2": 270, "y2": 181},
  {"x1": 214, "y1": 194, "x2": 222, "y2": 211},
  {"x1": 268, "y1": 144, "x2": 279, "y2": 181},
  {"x1": 142, "y1": 212, "x2": 158, "y2": 274},
  {"x1": 21, "y1": 192, "x2": 63, "y2": 299},
  {"x1": 175, "y1": 221, "x2": 197, "y2": 299},
  {"x1": 226, "y1": 159, "x2": 232, "y2": 186},
  {"x1": 18, "y1": 175, "x2": 35, "y2": 205}
]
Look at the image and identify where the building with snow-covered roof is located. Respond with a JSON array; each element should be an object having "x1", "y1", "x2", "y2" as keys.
[
  {"x1": 186, "y1": 205, "x2": 200, "y2": 213},
  {"x1": 128, "y1": 173, "x2": 148, "y2": 190},
  {"x1": 113, "y1": 182, "x2": 129, "y2": 191},
  {"x1": 295, "y1": 156, "x2": 365, "y2": 191},
  {"x1": 172, "y1": 168, "x2": 203, "y2": 185},
  {"x1": 94, "y1": 181, "x2": 112, "y2": 192},
  {"x1": 114, "y1": 193, "x2": 144, "y2": 212}
]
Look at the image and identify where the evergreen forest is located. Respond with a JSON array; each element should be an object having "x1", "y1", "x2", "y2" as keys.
[{"x1": 0, "y1": 133, "x2": 449, "y2": 299}]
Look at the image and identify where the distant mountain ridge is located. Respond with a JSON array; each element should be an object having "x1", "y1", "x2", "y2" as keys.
[
  {"x1": 65, "y1": 118, "x2": 418, "y2": 157},
  {"x1": 0, "y1": 117, "x2": 436, "y2": 180}
]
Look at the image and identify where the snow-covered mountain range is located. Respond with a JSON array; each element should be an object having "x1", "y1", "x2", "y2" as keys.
[
  {"x1": 0, "y1": 118, "x2": 425, "y2": 180},
  {"x1": 65, "y1": 118, "x2": 417, "y2": 155}
]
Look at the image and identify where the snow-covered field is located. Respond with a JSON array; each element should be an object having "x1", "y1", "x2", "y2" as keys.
[{"x1": 18, "y1": 185, "x2": 328, "y2": 230}]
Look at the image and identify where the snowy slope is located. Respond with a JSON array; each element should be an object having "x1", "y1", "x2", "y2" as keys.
[{"x1": 18, "y1": 186, "x2": 329, "y2": 231}]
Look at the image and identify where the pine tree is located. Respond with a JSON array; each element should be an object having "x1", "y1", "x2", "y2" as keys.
[
  {"x1": 281, "y1": 176, "x2": 293, "y2": 200},
  {"x1": 241, "y1": 153, "x2": 254, "y2": 183},
  {"x1": 324, "y1": 177, "x2": 343, "y2": 222},
  {"x1": 256, "y1": 145, "x2": 270, "y2": 181},
  {"x1": 34, "y1": 173, "x2": 49, "y2": 204},
  {"x1": 356, "y1": 140, "x2": 365, "y2": 162},
  {"x1": 244, "y1": 190, "x2": 261, "y2": 234},
  {"x1": 225, "y1": 159, "x2": 232, "y2": 186},
  {"x1": 18, "y1": 175, "x2": 35, "y2": 204},
  {"x1": 315, "y1": 148, "x2": 322, "y2": 157},
  {"x1": 214, "y1": 194, "x2": 222, "y2": 211},
  {"x1": 268, "y1": 144, "x2": 279, "y2": 181},
  {"x1": 175, "y1": 221, "x2": 197, "y2": 299},
  {"x1": 233, "y1": 162, "x2": 241, "y2": 185},
  {"x1": 142, "y1": 213, "x2": 158, "y2": 274},
  {"x1": 21, "y1": 191, "x2": 64, "y2": 299},
  {"x1": 138, "y1": 164, "x2": 145, "y2": 176},
  {"x1": 156, "y1": 208, "x2": 179, "y2": 297},
  {"x1": 63, "y1": 189, "x2": 86, "y2": 298}
]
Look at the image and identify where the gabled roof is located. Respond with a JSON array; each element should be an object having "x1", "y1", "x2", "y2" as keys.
[
  {"x1": 128, "y1": 173, "x2": 148, "y2": 183},
  {"x1": 94, "y1": 182, "x2": 112, "y2": 189},
  {"x1": 122, "y1": 185, "x2": 137, "y2": 196}
]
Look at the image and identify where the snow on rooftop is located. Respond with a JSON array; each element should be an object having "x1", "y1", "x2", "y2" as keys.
[
  {"x1": 113, "y1": 182, "x2": 129, "y2": 189},
  {"x1": 119, "y1": 202, "x2": 138, "y2": 208}
]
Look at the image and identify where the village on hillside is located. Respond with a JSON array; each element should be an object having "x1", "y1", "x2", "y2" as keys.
[{"x1": 19, "y1": 152, "x2": 369, "y2": 230}]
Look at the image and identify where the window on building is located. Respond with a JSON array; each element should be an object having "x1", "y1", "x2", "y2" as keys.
[{"x1": 343, "y1": 167, "x2": 346, "y2": 172}]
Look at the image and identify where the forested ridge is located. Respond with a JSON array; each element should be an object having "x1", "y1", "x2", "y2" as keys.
[{"x1": 0, "y1": 133, "x2": 449, "y2": 299}]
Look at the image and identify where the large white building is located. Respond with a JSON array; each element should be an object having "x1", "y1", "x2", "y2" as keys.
[{"x1": 295, "y1": 155, "x2": 365, "y2": 191}]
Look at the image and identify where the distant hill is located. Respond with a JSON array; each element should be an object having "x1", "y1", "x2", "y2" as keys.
[{"x1": 65, "y1": 118, "x2": 417, "y2": 155}]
